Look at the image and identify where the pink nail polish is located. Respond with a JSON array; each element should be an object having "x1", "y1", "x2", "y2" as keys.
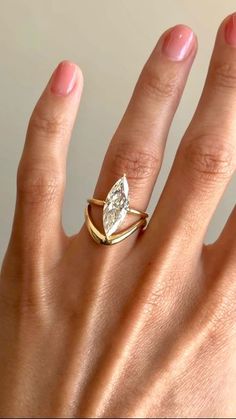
[
  {"x1": 225, "y1": 13, "x2": 236, "y2": 46},
  {"x1": 50, "y1": 61, "x2": 78, "y2": 96},
  {"x1": 162, "y1": 25, "x2": 194, "y2": 61}
]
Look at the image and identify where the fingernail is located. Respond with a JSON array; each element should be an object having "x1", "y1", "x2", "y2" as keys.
[
  {"x1": 225, "y1": 13, "x2": 236, "y2": 46},
  {"x1": 162, "y1": 25, "x2": 194, "y2": 61},
  {"x1": 50, "y1": 61, "x2": 78, "y2": 96}
]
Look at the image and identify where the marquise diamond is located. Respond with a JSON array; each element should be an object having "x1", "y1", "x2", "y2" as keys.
[{"x1": 103, "y1": 175, "x2": 129, "y2": 237}]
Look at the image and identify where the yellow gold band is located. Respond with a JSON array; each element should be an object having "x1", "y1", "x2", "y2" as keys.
[{"x1": 85, "y1": 203, "x2": 148, "y2": 245}]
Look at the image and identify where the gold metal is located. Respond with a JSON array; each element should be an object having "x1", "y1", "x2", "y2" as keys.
[{"x1": 85, "y1": 203, "x2": 148, "y2": 245}]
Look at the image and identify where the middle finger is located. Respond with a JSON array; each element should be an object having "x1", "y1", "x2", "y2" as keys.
[{"x1": 147, "y1": 13, "x2": 236, "y2": 252}]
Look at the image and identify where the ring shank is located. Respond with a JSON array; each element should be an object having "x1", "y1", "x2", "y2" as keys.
[{"x1": 85, "y1": 203, "x2": 148, "y2": 245}]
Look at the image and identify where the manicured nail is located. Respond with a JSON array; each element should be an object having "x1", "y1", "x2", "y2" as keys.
[
  {"x1": 50, "y1": 61, "x2": 78, "y2": 96},
  {"x1": 162, "y1": 25, "x2": 194, "y2": 61},
  {"x1": 225, "y1": 13, "x2": 236, "y2": 46}
]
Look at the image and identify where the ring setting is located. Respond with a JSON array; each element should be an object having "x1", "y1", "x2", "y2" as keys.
[{"x1": 85, "y1": 174, "x2": 149, "y2": 245}]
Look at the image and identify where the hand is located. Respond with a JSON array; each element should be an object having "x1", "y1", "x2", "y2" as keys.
[{"x1": 1, "y1": 13, "x2": 236, "y2": 418}]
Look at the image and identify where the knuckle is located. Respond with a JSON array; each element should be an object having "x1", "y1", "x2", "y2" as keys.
[
  {"x1": 138, "y1": 65, "x2": 178, "y2": 99},
  {"x1": 28, "y1": 108, "x2": 68, "y2": 140},
  {"x1": 0, "y1": 273, "x2": 52, "y2": 320},
  {"x1": 212, "y1": 61, "x2": 236, "y2": 90},
  {"x1": 0, "y1": 293, "x2": 44, "y2": 319},
  {"x1": 111, "y1": 143, "x2": 159, "y2": 181},
  {"x1": 17, "y1": 166, "x2": 63, "y2": 206},
  {"x1": 182, "y1": 134, "x2": 234, "y2": 183}
]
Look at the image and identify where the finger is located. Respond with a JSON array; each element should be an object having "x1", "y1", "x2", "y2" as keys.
[
  {"x1": 89, "y1": 25, "x2": 197, "y2": 240},
  {"x1": 147, "y1": 13, "x2": 236, "y2": 249},
  {"x1": 9, "y1": 61, "x2": 83, "y2": 260}
]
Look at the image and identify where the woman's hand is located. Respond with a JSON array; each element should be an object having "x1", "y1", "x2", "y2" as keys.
[{"x1": 1, "y1": 13, "x2": 236, "y2": 418}]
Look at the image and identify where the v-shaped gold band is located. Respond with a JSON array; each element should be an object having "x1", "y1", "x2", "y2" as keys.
[{"x1": 85, "y1": 200, "x2": 148, "y2": 245}]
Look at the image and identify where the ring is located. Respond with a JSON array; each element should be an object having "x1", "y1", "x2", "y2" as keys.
[{"x1": 84, "y1": 174, "x2": 149, "y2": 245}]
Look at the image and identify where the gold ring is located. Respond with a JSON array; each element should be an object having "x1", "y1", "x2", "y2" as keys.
[{"x1": 85, "y1": 174, "x2": 149, "y2": 245}]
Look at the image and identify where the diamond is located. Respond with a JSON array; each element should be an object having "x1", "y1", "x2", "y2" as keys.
[{"x1": 103, "y1": 175, "x2": 129, "y2": 237}]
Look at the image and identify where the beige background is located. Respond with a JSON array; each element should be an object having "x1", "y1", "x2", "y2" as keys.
[{"x1": 0, "y1": 0, "x2": 235, "y2": 261}]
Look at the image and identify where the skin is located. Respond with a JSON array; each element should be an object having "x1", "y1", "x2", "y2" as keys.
[{"x1": 0, "y1": 13, "x2": 236, "y2": 418}]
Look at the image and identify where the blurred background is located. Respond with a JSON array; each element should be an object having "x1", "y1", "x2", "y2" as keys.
[{"x1": 0, "y1": 0, "x2": 235, "y2": 260}]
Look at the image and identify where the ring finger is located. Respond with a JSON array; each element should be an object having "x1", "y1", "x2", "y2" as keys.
[{"x1": 88, "y1": 24, "x2": 197, "y2": 245}]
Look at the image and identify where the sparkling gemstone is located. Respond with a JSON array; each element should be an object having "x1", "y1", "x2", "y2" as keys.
[{"x1": 103, "y1": 175, "x2": 129, "y2": 237}]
